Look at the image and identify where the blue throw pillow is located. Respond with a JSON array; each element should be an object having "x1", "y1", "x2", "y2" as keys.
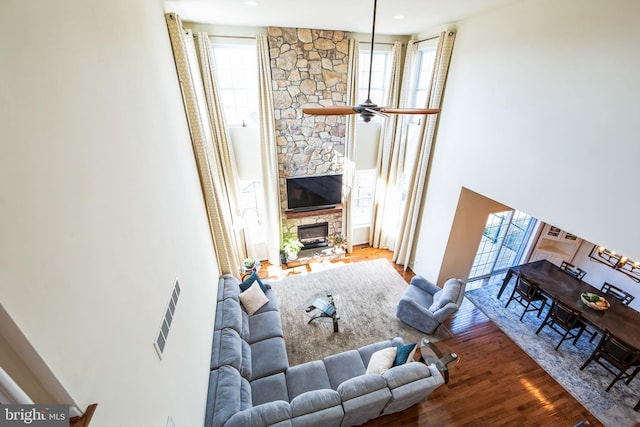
[
  {"x1": 239, "y1": 271, "x2": 268, "y2": 293},
  {"x1": 393, "y1": 343, "x2": 417, "y2": 366}
]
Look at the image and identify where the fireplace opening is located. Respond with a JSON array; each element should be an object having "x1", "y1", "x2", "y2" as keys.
[{"x1": 297, "y1": 223, "x2": 329, "y2": 249}]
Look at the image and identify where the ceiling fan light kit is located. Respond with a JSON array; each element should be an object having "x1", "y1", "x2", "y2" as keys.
[{"x1": 302, "y1": 0, "x2": 440, "y2": 123}]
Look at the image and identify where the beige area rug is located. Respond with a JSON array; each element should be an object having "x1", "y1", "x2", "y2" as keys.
[{"x1": 269, "y1": 258, "x2": 452, "y2": 366}]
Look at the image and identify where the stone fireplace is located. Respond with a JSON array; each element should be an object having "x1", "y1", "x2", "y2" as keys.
[
  {"x1": 297, "y1": 222, "x2": 329, "y2": 249},
  {"x1": 267, "y1": 26, "x2": 347, "y2": 244}
]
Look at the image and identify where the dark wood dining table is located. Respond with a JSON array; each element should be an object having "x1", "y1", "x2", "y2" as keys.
[{"x1": 497, "y1": 259, "x2": 640, "y2": 349}]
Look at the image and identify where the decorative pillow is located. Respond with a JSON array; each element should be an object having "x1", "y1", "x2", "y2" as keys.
[
  {"x1": 366, "y1": 347, "x2": 397, "y2": 374},
  {"x1": 393, "y1": 343, "x2": 417, "y2": 366},
  {"x1": 239, "y1": 271, "x2": 268, "y2": 293},
  {"x1": 238, "y1": 282, "x2": 269, "y2": 315}
]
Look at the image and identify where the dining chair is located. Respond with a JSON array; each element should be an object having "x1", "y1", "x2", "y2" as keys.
[
  {"x1": 505, "y1": 274, "x2": 547, "y2": 321},
  {"x1": 601, "y1": 282, "x2": 635, "y2": 305},
  {"x1": 559, "y1": 261, "x2": 587, "y2": 279},
  {"x1": 580, "y1": 329, "x2": 640, "y2": 392},
  {"x1": 535, "y1": 298, "x2": 586, "y2": 350}
]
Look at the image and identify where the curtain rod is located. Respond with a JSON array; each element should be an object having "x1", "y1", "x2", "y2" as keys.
[
  {"x1": 199, "y1": 34, "x2": 257, "y2": 40},
  {"x1": 415, "y1": 34, "x2": 440, "y2": 44}
]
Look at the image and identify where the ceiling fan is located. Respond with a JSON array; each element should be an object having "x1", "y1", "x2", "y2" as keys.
[{"x1": 302, "y1": 0, "x2": 440, "y2": 123}]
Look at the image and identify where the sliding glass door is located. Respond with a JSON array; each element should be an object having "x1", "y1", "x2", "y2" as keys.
[{"x1": 468, "y1": 210, "x2": 537, "y2": 289}]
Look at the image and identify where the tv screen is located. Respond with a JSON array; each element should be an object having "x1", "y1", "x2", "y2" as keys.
[{"x1": 286, "y1": 174, "x2": 342, "y2": 211}]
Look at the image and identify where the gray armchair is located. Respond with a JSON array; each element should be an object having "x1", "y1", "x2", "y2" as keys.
[{"x1": 396, "y1": 276, "x2": 466, "y2": 334}]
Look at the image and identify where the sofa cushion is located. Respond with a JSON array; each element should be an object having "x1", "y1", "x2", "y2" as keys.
[
  {"x1": 336, "y1": 374, "x2": 388, "y2": 401},
  {"x1": 210, "y1": 328, "x2": 242, "y2": 371},
  {"x1": 381, "y1": 363, "x2": 442, "y2": 416},
  {"x1": 357, "y1": 340, "x2": 394, "y2": 367},
  {"x1": 250, "y1": 337, "x2": 289, "y2": 380},
  {"x1": 248, "y1": 310, "x2": 284, "y2": 344},
  {"x1": 241, "y1": 311, "x2": 250, "y2": 340},
  {"x1": 337, "y1": 375, "x2": 391, "y2": 427},
  {"x1": 241, "y1": 339, "x2": 252, "y2": 380},
  {"x1": 239, "y1": 282, "x2": 269, "y2": 315},
  {"x1": 254, "y1": 288, "x2": 280, "y2": 314},
  {"x1": 366, "y1": 347, "x2": 397, "y2": 374},
  {"x1": 324, "y1": 350, "x2": 366, "y2": 389},
  {"x1": 224, "y1": 401, "x2": 292, "y2": 427},
  {"x1": 217, "y1": 274, "x2": 241, "y2": 302},
  {"x1": 206, "y1": 366, "x2": 244, "y2": 427},
  {"x1": 215, "y1": 297, "x2": 243, "y2": 334},
  {"x1": 240, "y1": 271, "x2": 268, "y2": 293},
  {"x1": 286, "y1": 361, "x2": 331, "y2": 400},
  {"x1": 290, "y1": 389, "x2": 343, "y2": 427},
  {"x1": 251, "y1": 373, "x2": 289, "y2": 406}
]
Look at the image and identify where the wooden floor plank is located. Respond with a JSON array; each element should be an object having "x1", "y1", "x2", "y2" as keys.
[{"x1": 259, "y1": 245, "x2": 602, "y2": 426}]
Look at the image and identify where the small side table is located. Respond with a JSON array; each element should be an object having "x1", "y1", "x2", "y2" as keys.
[
  {"x1": 418, "y1": 337, "x2": 458, "y2": 384},
  {"x1": 239, "y1": 260, "x2": 262, "y2": 280}
]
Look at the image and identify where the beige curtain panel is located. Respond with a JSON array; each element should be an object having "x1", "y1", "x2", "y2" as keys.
[
  {"x1": 370, "y1": 41, "x2": 412, "y2": 251},
  {"x1": 343, "y1": 38, "x2": 359, "y2": 254},
  {"x1": 256, "y1": 34, "x2": 283, "y2": 266},
  {"x1": 165, "y1": 13, "x2": 244, "y2": 275},
  {"x1": 395, "y1": 31, "x2": 457, "y2": 268}
]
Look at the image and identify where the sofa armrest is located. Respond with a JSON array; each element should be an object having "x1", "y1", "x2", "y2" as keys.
[
  {"x1": 410, "y1": 276, "x2": 441, "y2": 295},
  {"x1": 431, "y1": 302, "x2": 460, "y2": 322},
  {"x1": 382, "y1": 362, "x2": 434, "y2": 389},
  {"x1": 224, "y1": 401, "x2": 291, "y2": 427},
  {"x1": 400, "y1": 298, "x2": 439, "y2": 320}
]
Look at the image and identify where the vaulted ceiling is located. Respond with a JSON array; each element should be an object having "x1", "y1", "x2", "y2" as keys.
[{"x1": 164, "y1": 0, "x2": 525, "y2": 35}]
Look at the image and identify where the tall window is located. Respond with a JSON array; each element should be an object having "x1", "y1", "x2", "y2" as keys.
[
  {"x1": 211, "y1": 43, "x2": 259, "y2": 126},
  {"x1": 358, "y1": 48, "x2": 391, "y2": 120},
  {"x1": 211, "y1": 39, "x2": 266, "y2": 258},
  {"x1": 408, "y1": 46, "x2": 437, "y2": 124}
]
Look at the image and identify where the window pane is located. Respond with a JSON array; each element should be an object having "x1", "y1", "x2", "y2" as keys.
[
  {"x1": 353, "y1": 170, "x2": 376, "y2": 226},
  {"x1": 358, "y1": 49, "x2": 391, "y2": 121},
  {"x1": 409, "y1": 47, "x2": 437, "y2": 124},
  {"x1": 211, "y1": 44, "x2": 258, "y2": 126}
]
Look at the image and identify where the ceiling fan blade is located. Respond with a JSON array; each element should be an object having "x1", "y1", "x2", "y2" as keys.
[
  {"x1": 380, "y1": 108, "x2": 441, "y2": 115},
  {"x1": 302, "y1": 106, "x2": 358, "y2": 115}
]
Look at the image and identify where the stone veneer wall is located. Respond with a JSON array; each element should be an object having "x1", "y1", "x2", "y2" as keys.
[{"x1": 268, "y1": 27, "x2": 349, "y2": 240}]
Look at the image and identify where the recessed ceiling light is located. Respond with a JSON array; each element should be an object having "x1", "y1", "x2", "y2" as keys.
[
  {"x1": 245, "y1": 1, "x2": 258, "y2": 6},
  {"x1": 393, "y1": 15, "x2": 405, "y2": 20}
]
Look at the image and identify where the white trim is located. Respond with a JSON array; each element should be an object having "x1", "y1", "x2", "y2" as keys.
[{"x1": 0, "y1": 366, "x2": 33, "y2": 404}]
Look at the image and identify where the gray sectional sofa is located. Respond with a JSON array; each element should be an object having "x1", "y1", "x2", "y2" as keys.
[{"x1": 206, "y1": 274, "x2": 444, "y2": 427}]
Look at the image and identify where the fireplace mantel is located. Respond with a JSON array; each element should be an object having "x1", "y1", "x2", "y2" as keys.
[{"x1": 285, "y1": 205, "x2": 342, "y2": 219}]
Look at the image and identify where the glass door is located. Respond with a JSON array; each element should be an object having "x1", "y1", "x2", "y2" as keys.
[{"x1": 467, "y1": 210, "x2": 537, "y2": 290}]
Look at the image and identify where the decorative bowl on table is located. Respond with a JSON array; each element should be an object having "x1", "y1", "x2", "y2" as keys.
[{"x1": 580, "y1": 292, "x2": 610, "y2": 310}]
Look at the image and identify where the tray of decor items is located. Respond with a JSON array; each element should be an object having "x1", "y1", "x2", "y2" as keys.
[{"x1": 581, "y1": 292, "x2": 610, "y2": 310}]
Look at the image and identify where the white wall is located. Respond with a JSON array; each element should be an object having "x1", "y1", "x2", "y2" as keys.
[
  {"x1": 0, "y1": 1, "x2": 219, "y2": 426},
  {"x1": 413, "y1": 0, "x2": 640, "y2": 282}
]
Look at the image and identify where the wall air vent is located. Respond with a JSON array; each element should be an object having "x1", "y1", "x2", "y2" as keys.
[{"x1": 154, "y1": 279, "x2": 181, "y2": 359}]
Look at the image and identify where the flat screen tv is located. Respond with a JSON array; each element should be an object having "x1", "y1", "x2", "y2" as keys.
[{"x1": 286, "y1": 174, "x2": 342, "y2": 212}]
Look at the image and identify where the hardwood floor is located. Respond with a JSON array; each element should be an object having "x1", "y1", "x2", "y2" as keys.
[{"x1": 260, "y1": 245, "x2": 601, "y2": 426}]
